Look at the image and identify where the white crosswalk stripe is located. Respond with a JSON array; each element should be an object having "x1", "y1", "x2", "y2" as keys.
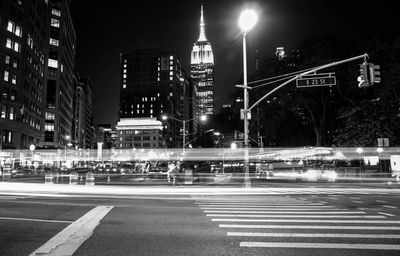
[
  {"x1": 194, "y1": 195, "x2": 400, "y2": 252},
  {"x1": 191, "y1": 188, "x2": 400, "y2": 196}
]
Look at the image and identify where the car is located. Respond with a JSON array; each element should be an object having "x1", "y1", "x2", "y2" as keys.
[
  {"x1": 11, "y1": 167, "x2": 34, "y2": 178},
  {"x1": 300, "y1": 169, "x2": 337, "y2": 182}
]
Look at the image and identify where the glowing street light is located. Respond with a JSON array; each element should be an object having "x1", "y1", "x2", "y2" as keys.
[
  {"x1": 356, "y1": 147, "x2": 364, "y2": 154},
  {"x1": 238, "y1": 9, "x2": 258, "y2": 33},
  {"x1": 231, "y1": 142, "x2": 237, "y2": 149},
  {"x1": 238, "y1": 8, "x2": 258, "y2": 189},
  {"x1": 161, "y1": 114, "x2": 207, "y2": 151}
]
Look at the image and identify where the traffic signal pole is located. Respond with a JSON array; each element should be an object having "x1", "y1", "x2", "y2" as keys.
[
  {"x1": 247, "y1": 53, "x2": 369, "y2": 112},
  {"x1": 236, "y1": 53, "x2": 370, "y2": 189}
]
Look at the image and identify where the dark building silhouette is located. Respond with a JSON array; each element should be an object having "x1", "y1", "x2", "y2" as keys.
[
  {"x1": 74, "y1": 76, "x2": 93, "y2": 149},
  {"x1": 95, "y1": 124, "x2": 117, "y2": 149},
  {"x1": 119, "y1": 48, "x2": 192, "y2": 148}
]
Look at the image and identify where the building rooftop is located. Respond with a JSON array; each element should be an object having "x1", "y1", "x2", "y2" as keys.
[{"x1": 116, "y1": 118, "x2": 163, "y2": 130}]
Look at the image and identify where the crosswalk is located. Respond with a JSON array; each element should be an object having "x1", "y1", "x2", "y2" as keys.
[
  {"x1": 223, "y1": 187, "x2": 400, "y2": 195},
  {"x1": 193, "y1": 195, "x2": 400, "y2": 252}
]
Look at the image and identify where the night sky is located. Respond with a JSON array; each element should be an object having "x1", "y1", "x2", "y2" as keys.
[{"x1": 71, "y1": 0, "x2": 400, "y2": 126}]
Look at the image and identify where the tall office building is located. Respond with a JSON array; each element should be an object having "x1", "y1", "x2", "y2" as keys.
[
  {"x1": 0, "y1": 0, "x2": 49, "y2": 149},
  {"x1": 119, "y1": 48, "x2": 191, "y2": 148},
  {"x1": 74, "y1": 76, "x2": 93, "y2": 149},
  {"x1": 190, "y1": 4, "x2": 215, "y2": 115},
  {"x1": 42, "y1": 0, "x2": 76, "y2": 149}
]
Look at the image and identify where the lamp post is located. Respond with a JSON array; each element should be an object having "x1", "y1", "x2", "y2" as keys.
[
  {"x1": 376, "y1": 147, "x2": 385, "y2": 179},
  {"x1": 356, "y1": 147, "x2": 363, "y2": 180},
  {"x1": 238, "y1": 9, "x2": 258, "y2": 188},
  {"x1": 162, "y1": 114, "x2": 207, "y2": 152}
]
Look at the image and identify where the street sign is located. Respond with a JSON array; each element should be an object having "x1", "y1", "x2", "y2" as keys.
[
  {"x1": 240, "y1": 109, "x2": 251, "y2": 120},
  {"x1": 377, "y1": 138, "x2": 389, "y2": 147},
  {"x1": 296, "y1": 76, "x2": 336, "y2": 88}
]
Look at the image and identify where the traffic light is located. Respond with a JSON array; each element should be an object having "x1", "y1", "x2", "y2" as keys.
[
  {"x1": 368, "y1": 63, "x2": 381, "y2": 84},
  {"x1": 357, "y1": 63, "x2": 370, "y2": 88}
]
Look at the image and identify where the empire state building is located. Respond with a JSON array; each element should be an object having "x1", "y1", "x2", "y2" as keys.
[{"x1": 191, "y1": 4, "x2": 215, "y2": 115}]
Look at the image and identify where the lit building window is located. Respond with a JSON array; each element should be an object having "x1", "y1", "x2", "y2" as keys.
[
  {"x1": 51, "y1": 18, "x2": 60, "y2": 28},
  {"x1": 48, "y1": 59, "x2": 58, "y2": 68},
  {"x1": 5, "y1": 55, "x2": 10, "y2": 65},
  {"x1": 45, "y1": 123, "x2": 54, "y2": 131},
  {"x1": 12, "y1": 59, "x2": 18, "y2": 68},
  {"x1": 6, "y1": 38, "x2": 12, "y2": 49},
  {"x1": 169, "y1": 71, "x2": 173, "y2": 76},
  {"x1": 14, "y1": 42, "x2": 20, "y2": 52},
  {"x1": 9, "y1": 106, "x2": 14, "y2": 120},
  {"x1": 45, "y1": 112, "x2": 55, "y2": 120},
  {"x1": 123, "y1": 74, "x2": 127, "y2": 78},
  {"x1": 15, "y1": 25, "x2": 22, "y2": 37},
  {"x1": 11, "y1": 74, "x2": 17, "y2": 84},
  {"x1": 123, "y1": 69, "x2": 127, "y2": 73},
  {"x1": 49, "y1": 38, "x2": 59, "y2": 46},
  {"x1": 169, "y1": 56, "x2": 174, "y2": 60},
  {"x1": 52, "y1": 8, "x2": 61, "y2": 17},
  {"x1": 10, "y1": 91, "x2": 16, "y2": 101},
  {"x1": 123, "y1": 84, "x2": 126, "y2": 88},
  {"x1": 7, "y1": 21, "x2": 14, "y2": 32},
  {"x1": 4, "y1": 71, "x2": 9, "y2": 82},
  {"x1": 1, "y1": 105, "x2": 6, "y2": 118}
]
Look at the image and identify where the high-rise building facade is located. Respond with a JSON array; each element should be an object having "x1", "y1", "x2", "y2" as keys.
[
  {"x1": 190, "y1": 4, "x2": 215, "y2": 115},
  {"x1": 42, "y1": 0, "x2": 76, "y2": 149},
  {"x1": 0, "y1": 0, "x2": 49, "y2": 149},
  {"x1": 74, "y1": 76, "x2": 93, "y2": 149},
  {"x1": 119, "y1": 48, "x2": 191, "y2": 148}
]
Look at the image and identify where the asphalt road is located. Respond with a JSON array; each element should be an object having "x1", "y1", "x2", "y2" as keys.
[{"x1": 1, "y1": 182, "x2": 400, "y2": 256}]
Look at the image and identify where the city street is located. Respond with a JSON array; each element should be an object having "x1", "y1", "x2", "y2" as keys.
[{"x1": 1, "y1": 183, "x2": 400, "y2": 255}]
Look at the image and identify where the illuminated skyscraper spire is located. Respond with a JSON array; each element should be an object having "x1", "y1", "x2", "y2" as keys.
[
  {"x1": 198, "y1": 3, "x2": 207, "y2": 42},
  {"x1": 191, "y1": 3, "x2": 215, "y2": 115}
]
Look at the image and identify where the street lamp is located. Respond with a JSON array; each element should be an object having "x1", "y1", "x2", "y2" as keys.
[
  {"x1": 161, "y1": 114, "x2": 207, "y2": 152},
  {"x1": 238, "y1": 9, "x2": 258, "y2": 188},
  {"x1": 29, "y1": 144, "x2": 35, "y2": 169}
]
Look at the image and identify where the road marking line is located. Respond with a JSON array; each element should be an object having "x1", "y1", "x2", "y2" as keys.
[
  {"x1": 0, "y1": 217, "x2": 73, "y2": 224},
  {"x1": 0, "y1": 196, "x2": 18, "y2": 200},
  {"x1": 228, "y1": 232, "x2": 400, "y2": 239},
  {"x1": 207, "y1": 214, "x2": 384, "y2": 218},
  {"x1": 350, "y1": 197, "x2": 360, "y2": 200},
  {"x1": 328, "y1": 197, "x2": 338, "y2": 200},
  {"x1": 353, "y1": 201, "x2": 363, "y2": 204},
  {"x1": 200, "y1": 207, "x2": 334, "y2": 210},
  {"x1": 204, "y1": 210, "x2": 365, "y2": 214},
  {"x1": 318, "y1": 201, "x2": 327, "y2": 204},
  {"x1": 239, "y1": 242, "x2": 400, "y2": 250},
  {"x1": 195, "y1": 203, "x2": 325, "y2": 206},
  {"x1": 378, "y1": 212, "x2": 396, "y2": 217},
  {"x1": 212, "y1": 219, "x2": 400, "y2": 224},
  {"x1": 383, "y1": 205, "x2": 397, "y2": 209},
  {"x1": 219, "y1": 224, "x2": 400, "y2": 230},
  {"x1": 376, "y1": 200, "x2": 388, "y2": 203},
  {"x1": 29, "y1": 205, "x2": 113, "y2": 256}
]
